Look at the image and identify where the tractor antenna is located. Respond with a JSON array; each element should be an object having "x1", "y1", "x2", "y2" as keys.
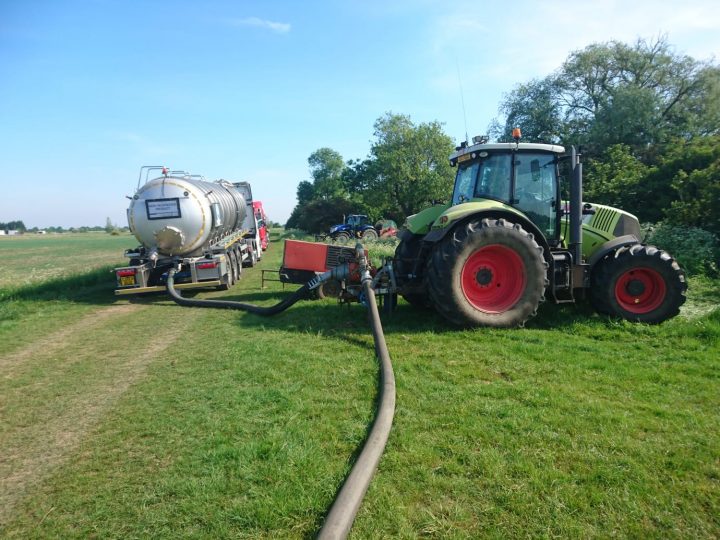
[{"x1": 455, "y1": 57, "x2": 469, "y2": 144}]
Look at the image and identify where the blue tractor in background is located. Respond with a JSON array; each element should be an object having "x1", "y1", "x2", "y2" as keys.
[{"x1": 328, "y1": 214, "x2": 378, "y2": 241}]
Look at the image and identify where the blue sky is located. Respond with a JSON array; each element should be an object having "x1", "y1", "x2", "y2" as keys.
[{"x1": 1, "y1": 0, "x2": 719, "y2": 227}]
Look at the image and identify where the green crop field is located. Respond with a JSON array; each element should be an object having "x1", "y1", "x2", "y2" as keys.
[{"x1": 1, "y1": 231, "x2": 719, "y2": 538}]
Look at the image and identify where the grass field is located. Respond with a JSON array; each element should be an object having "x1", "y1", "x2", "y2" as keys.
[{"x1": 1, "y1": 231, "x2": 719, "y2": 538}]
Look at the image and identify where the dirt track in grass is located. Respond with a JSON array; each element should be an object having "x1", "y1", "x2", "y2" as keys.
[
  {"x1": 0, "y1": 303, "x2": 191, "y2": 525},
  {"x1": 0, "y1": 304, "x2": 141, "y2": 373}
]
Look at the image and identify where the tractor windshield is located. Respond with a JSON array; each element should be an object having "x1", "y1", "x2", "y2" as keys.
[{"x1": 452, "y1": 154, "x2": 512, "y2": 205}]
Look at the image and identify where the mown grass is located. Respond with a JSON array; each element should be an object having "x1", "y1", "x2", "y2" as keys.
[
  {"x1": 0, "y1": 229, "x2": 718, "y2": 538},
  {"x1": 0, "y1": 232, "x2": 136, "y2": 288}
]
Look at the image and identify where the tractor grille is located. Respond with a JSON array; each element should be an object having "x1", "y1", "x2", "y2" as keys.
[
  {"x1": 591, "y1": 207, "x2": 616, "y2": 233},
  {"x1": 326, "y1": 245, "x2": 356, "y2": 268}
]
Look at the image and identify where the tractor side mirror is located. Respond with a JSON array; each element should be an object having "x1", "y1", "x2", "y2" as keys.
[{"x1": 582, "y1": 203, "x2": 596, "y2": 215}]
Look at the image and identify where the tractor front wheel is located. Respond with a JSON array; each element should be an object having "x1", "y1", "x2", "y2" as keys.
[
  {"x1": 590, "y1": 244, "x2": 686, "y2": 323},
  {"x1": 334, "y1": 232, "x2": 350, "y2": 243},
  {"x1": 427, "y1": 218, "x2": 548, "y2": 327}
]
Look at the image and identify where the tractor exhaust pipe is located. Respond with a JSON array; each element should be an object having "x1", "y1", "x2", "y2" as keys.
[{"x1": 569, "y1": 146, "x2": 583, "y2": 264}]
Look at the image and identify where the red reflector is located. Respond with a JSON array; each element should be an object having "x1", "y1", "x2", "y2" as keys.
[
  {"x1": 197, "y1": 261, "x2": 218, "y2": 269},
  {"x1": 117, "y1": 269, "x2": 136, "y2": 277}
]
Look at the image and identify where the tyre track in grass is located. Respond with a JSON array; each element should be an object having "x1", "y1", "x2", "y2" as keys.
[
  {"x1": 0, "y1": 303, "x2": 197, "y2": 526},
  {"x1": 0, "y1": 304, "x2": 141, "y2": 373}
]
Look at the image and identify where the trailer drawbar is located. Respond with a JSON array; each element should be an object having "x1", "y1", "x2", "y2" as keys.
[{"x1": 165, "y1": 243, "x2": 396, "y2": 540}]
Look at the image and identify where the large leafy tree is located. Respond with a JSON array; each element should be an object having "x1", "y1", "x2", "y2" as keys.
[
  {"x1": 308, "y1": 147, "x2": 347, "y2": 200},
  {"x1": 493, "y1": 37, "x2": 720, "y2": 150},
  {"x1": 361, "y1": 113, "x2": 455, "y2": 220},
  {"x1": 286, "y1": 113, "x2": 456, "y2": 230}
]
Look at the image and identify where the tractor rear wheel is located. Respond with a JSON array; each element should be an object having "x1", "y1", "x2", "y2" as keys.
[
  {"x1": 590, "y1": 244, "x2": 686, "y2": 323},
  {"x1": 394, "y1": 234, "x2": 431, "y2": 308},
  {"x1": 427, "y1": 218, "x2": 547, "y2": 327},
  {"x1": 362, "y1": 228, "x2": 378, "y2": 240}
]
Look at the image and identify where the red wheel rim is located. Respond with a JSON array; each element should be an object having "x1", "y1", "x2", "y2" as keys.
[
  {"x1": 461, "y1": 244, "x2": 526, "y2": 313},
  {"x1": 614, "y1": 267, "x2": 666, "y2": 314}
]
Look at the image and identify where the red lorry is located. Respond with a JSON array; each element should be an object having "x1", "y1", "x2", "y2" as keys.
[{"x1": 253, "y1": 201, "x2": 270, "y2": 251}]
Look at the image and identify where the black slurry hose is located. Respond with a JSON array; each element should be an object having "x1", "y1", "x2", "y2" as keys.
[
  {"x1": 317, "y1": 255, "x2": 396, "y2": 540},
  {"x1": 165, "y1": 248, "x2": 396, "y2": 540},
  {"x1": 166, "y1": 267, "x2": 311, "y2": 315}
]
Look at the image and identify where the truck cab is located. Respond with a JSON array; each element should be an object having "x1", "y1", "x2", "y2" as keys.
[{"x1": 253, "y1": 200, "x2": 270, "y2": 251}]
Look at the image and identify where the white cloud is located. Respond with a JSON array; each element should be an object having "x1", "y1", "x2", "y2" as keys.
[
  {"x1": 226, "y1": 16, "x2": 291, "y2": 34},
  {"x1": 431, "y1": 0, "x2": 720, "y2": 86}
]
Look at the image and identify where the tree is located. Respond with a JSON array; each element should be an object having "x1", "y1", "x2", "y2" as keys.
[
  {"x1": 491, "y1": 78, "x2": 563, "y2": 142},
  {"x1": 105, "y1": 217, "x2": 114, "y2": 233},
  {"x1": 584, "y1": 144, "x2": 649, "y2": 214},
  {"x1": 308, "y1": 147, "x2": 347, "y2": 200},
  {"x1": 659, "y1": 136, "x2": 720, "y2": 234},
  {"x1": 493, "y1": 36, "x2": 720, "y2": 150},
  {"x1": 362, "y1": 113, "x2": 455, "y2": 220},
  {"x1": 286, "y1": 113, "x2": 456, "y2": 232}
]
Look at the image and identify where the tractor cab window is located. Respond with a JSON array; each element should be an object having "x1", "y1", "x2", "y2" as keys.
[
  {"x1": 475, "y1": 154, "x2": 512, "y2": 202},
  {"x1": 513, "y1": 153, "x2": 558, "y2": 238},
  {"x1": 452, "y1": 161, "x2": 479, "y2": 205},
  {"x1": 347, "y1": 215, "x2": 368, "y2": 226}
]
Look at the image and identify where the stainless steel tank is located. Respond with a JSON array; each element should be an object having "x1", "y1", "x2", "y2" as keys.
[{"x1": 127, "y1": 174, "x2": 248, "y2": 256}]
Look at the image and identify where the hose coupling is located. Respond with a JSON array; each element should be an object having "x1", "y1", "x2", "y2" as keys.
[
  {"x1": 356, "y1": 243, "x2": 372, "y2": 285},
  {"x1": 307, "y1": 263, "x2": 350, "y2": 291}
]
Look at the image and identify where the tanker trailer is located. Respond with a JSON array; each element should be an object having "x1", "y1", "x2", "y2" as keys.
[{"x1": 115, "y1": 166, "x2": 260, "y2": 295}]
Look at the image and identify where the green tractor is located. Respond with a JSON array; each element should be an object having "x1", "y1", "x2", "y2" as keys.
[{"x1": 394, "y1": 133, "x2": 687, "y2": 327}]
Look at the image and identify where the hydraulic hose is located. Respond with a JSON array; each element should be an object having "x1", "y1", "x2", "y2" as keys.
[{"x1": 317, "y1": 247, "x2": 396, "y2": 540}]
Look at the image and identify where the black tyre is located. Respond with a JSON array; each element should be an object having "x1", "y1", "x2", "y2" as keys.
[
  {"x1": 394, "y1": 234, "x2": 431, "y2": 308},
  {"x1": 334, "y1": 232, "x2": 351, "y2": 243},
  {"x1": 427, "y1": 218, "x2": 547, "y2": 328},
  {"x1": 228, "y1": 251, "x2": 239, "y2": 284},
  {"x1": 589, "y1": 244, "x2": 687, "y2": 324},
  {"x1": 233, "y1": 246, "x2": 243, "y2": 280},
  {"x1": 362, "y1": 228, "x2": 378, "y2": 240},
  {"x1": 218, "y1": 255, "x2": 233, "y2": 291},
  {"x1": 316, "y1": 278, "x2": 342, "y2": 299},
  {"x1": 243, "y1": 247, "x2": 258, "y2": 268}
]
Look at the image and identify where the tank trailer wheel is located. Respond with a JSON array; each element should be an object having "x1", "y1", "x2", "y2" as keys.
[
  {"x1": 427, "y1": 218, "x2": 548, "y2": 328},
  {"x1": 233, "y1": 246, "x2": 243, "y2": 279},
  {"x1": 394, "y1": 235, "x2": 431, "y2": 309},
  {"x1": 590, "y1": 244, "x2": 687, "y2": 324},
  {"x1": 362, "y1": 228, "x2": 378, "y2": 240},
  {"x1": 218, "y1": 254, "x2": 234, "y2": 291},
  {"x1": 243, "y1": 247, "x2": 258, "y2": 268}
]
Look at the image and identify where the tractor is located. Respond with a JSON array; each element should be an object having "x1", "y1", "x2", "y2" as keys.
[
  {"x1": 393, "y1": 131, "x2": 687, "y2": 327},
  {"x1": 328, "y1": 214, "x2": 379, "y2": 241}
]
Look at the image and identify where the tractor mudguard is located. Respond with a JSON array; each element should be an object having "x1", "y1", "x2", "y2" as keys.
[
  {"x1": 586, "y1": 235, "x2": 642, "y2": 268},
  {"x1": 422, "y1": 209, "x2": 552, "y2": 259}
]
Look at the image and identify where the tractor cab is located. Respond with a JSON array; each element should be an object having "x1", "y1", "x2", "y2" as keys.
[
  {"x1": 447, "y1": 141, "x2": 566, "y2": 243},
  {"x1": 346, "y1": 214, "x2": 369, "y2": 228}
]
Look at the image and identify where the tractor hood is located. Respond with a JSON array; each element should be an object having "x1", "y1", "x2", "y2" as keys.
[{"x1": 430, "y1": 200, "x2": 526, "y2": 230}]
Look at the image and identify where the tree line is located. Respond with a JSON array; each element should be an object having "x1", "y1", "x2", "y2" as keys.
[
  {"x1": 0, "y1": 221, "x2": 26, "y2": 232},
  {"x1": 287, "y1": 36, "x2": 719, "y2": 239}
]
